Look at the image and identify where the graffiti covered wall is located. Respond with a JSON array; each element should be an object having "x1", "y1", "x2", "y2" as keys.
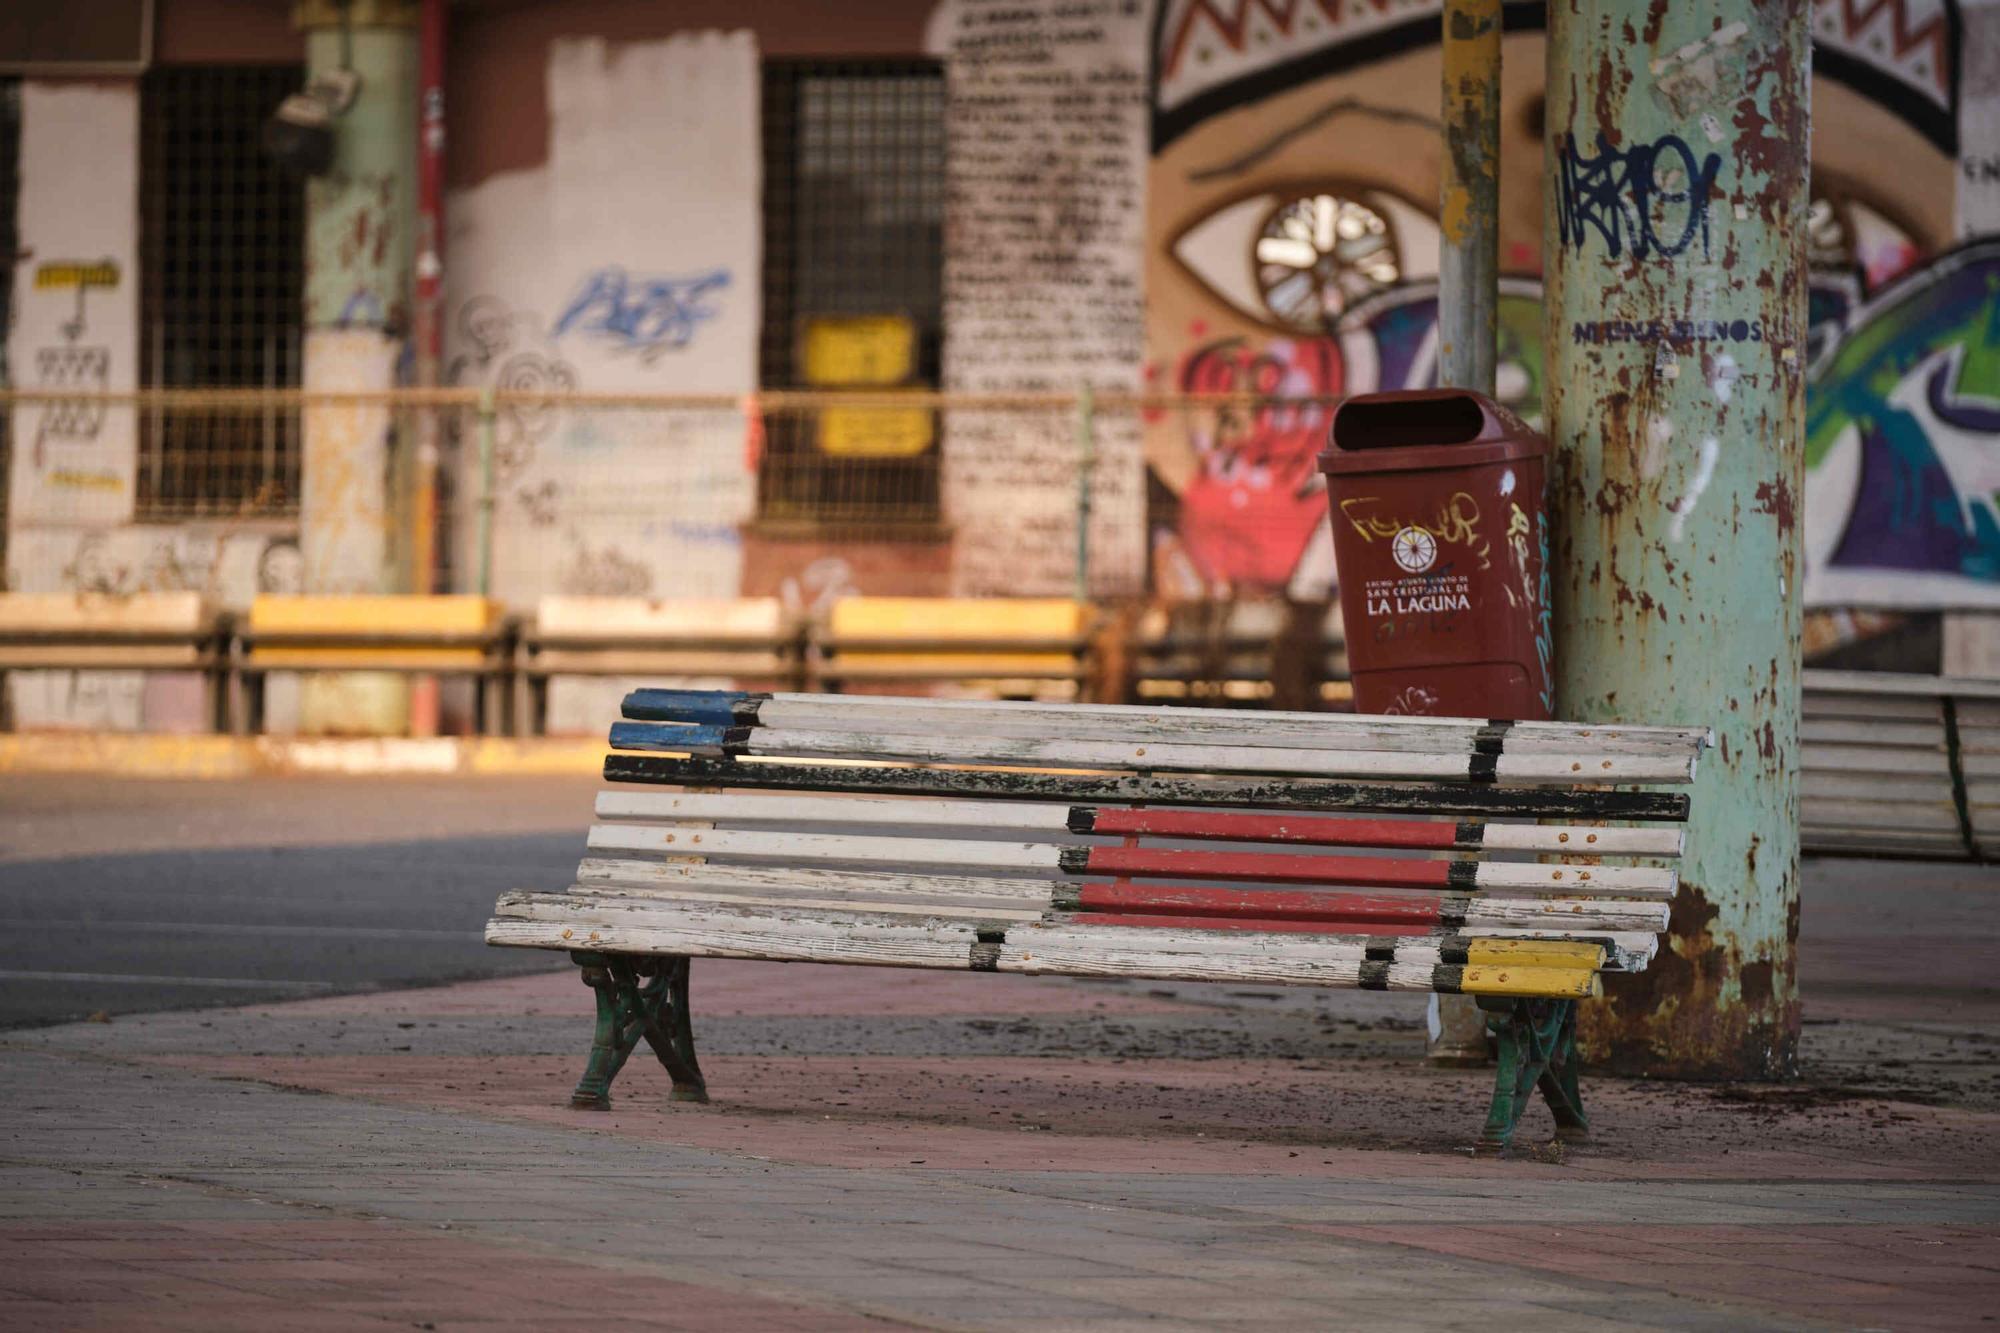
[
  {"x1": 445, "y1": 31, "x2": 760, "y2": 615},
  {"x1": 929, "y1": 0, "x2": 1151, "y2": 597},
  {"x1": 1139, "y1": 0, "x2": 2000, "y2": 611},
  {"x1": 5, "y1": 82, "x2": 140, "y2": 542}
]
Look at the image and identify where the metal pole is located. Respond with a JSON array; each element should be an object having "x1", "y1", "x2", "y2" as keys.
[
  {"x1": 1545, "y1": 0, "x2": 1809, "y2": 1078},
  {"x1": 406, "y1": 0, "x2": 446, "y2": 735},
  {"x1": 476, "y1": 388, "x2": 496, "y2": 598},
  {"x1": 1437, "y1": 0, "x2": 1499, "y2": 396},
  {"x1": 1426, "y1": 0, "x2": 1504, "y2": 1068},
  {"x1": 1074, "y1": 381, "x2": 1095, "y2": 600}
]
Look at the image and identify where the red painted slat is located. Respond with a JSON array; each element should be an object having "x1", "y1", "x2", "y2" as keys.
[
  {"x1": 1088, "y1": 808, "x2": 1462, "y2": 850},
  {"x1": 1077, "y1": 846, "x2": 1455, "y2": 889},
  {"x1": 1066, "y1": 912, "x2": 1440, "y2": 937},
  {"x1": 1076, "y1": 883, "x2": 1448, "y2": 924}
]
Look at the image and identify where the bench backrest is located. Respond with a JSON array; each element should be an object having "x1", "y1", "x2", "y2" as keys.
[
  {"x1": 533, "y1": 596, "x2": 790, "y2": 645},
  {"x1": 541, "y1": 689, "x2": 1710, "y2": 997},
  {"x1": 244, "y1": 595, "x2": 503, "y2": 670},
  {"x1": 819, "y1": 598, "x2": 1095, "y2": 694},
  {"x1": 0, "y1": 592, "x2": 216, "y2": 669},
  {"x1": 1802, "y1": 668, "x2": 2000, "y2": 860}
]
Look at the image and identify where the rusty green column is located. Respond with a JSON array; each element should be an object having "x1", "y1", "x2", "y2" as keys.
[{"x1": 1544, "y1": 0, "x2": 1808, "y2": 1078}]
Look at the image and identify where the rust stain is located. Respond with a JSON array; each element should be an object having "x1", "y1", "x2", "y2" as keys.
[{"x1": 1753, "y1": 478, "x2": 1797, "y2": 533}]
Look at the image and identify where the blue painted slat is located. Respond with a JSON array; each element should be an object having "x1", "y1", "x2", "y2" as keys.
[
  {"x1": 607, "y1": 721, "x2": 740, "y2": 753},
  {"x1": 621, "y1": 689, "x2": 753, "y2": 725}
]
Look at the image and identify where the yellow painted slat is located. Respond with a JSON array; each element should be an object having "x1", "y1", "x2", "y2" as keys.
[
  {"x1": 829, "y1": 597, "x2": 1089, "y2": 639},
  {"x1": 0, "y1": 591, "x2": 210, "y2": 634},
  {"x1": 534, "y1": 596, "x2": 786, "y2": 639},
  {"x1": 1464, "y1": 939, "x2": 1606, "y2": 970},
  {"x1": 1458, "y1": 964, "x2": 1603, "y2": 999},
  {"x1": 249, "y1": 595, "x2": 500, "y2": 634},
  {"x1": 829, "y1": 598, "x2": 1090, "y2": 675},
  {"x1": 252, "y1": 647, "x2": 488, "y2": 670}
]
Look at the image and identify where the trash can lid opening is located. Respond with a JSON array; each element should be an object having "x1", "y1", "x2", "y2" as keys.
[{"x1": 1330, "y1": 393, "x2": 1487, "y2": 451}]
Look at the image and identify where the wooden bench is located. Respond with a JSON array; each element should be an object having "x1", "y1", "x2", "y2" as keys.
[
  {"x1": 488, "y1": 690, "x2": 1707, "y2": 1153},
  {"x1": 1124, "y1": 600, "x2": 1347, "y2": 712},
  {"x1": 513, "y1": 597, "x2": 807, "y2": 735},
  {"x1": 814, "y1": 597, "x2": 1099, "y2": 700},
  {"x1": 230, "y1": 595, "x2": 508, "y2": 734},
  {"x1": 1802, "y1": 669, "x2": 2000, "y2": 860},
  {"x1": 0, "y1": 592, "x2": 227, "y2": 731}
]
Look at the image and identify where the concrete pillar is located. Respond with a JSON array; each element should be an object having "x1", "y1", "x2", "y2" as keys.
[
  {"x1": 1545, "y1": 0, "x2": 1809, "y2": 1077},
  {"x1": 297, "y1": 0, "x2": 417, "y2": 733},
  {"x1": 1428, "y1": 0, "x2": 1504, "y2": 1067}
]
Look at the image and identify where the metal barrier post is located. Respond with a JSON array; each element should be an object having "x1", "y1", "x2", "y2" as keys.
[
  {"x1": 475, "y1": 387, "x2": 496, "y2": 598},
  {"x1": 1074, "y1": 381, "x2": 1095, "y2": 600},
  {"x1": 1426, "y1": 0, "x2": 1504, "y2": 1067}
]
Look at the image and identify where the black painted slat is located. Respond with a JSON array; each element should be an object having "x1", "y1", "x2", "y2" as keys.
[{"x1": 601, "y1": 754, "x2": 1691, "y2": 821}]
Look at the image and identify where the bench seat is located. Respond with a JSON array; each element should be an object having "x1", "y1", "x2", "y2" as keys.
[{"x1": 488, "y1": 689, "x2": 1708, "y2": 1154}]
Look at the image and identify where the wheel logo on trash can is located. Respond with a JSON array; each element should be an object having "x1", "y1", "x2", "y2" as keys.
[{"x1": 1391, "y1": 526, "x2": 1437, "y2": 573}]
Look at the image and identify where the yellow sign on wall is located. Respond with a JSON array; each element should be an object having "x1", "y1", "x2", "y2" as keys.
[
  {"x1": 819, "y1": 406, "x2": 934, "y2": 457},
  {"x1": 801, "y1": 315, "x2": 917, "y2": 386},
  {"x1": 801, "y1": 314, "x2": 933, "y2": 457}
]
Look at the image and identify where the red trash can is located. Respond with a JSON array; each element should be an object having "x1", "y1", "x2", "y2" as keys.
[{"x1": 1318, "y1": 389, "x2": 1553, "y2": 720}]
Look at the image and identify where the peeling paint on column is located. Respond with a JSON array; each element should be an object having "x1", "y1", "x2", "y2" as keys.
[
  {"x1": 299, "y1": 15, "x2": 419, "y2": 735},
  {"x1": 1545, "y1": 0, "x2": 1807, "y2": 1078}
]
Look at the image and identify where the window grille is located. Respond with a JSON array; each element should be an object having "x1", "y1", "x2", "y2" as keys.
[
  {"x1": 757, "y1": 59, "x2": 945, "y2": 532},
  {"x1": 138, "y1": 64, "x2": 304, "y2": 518}
]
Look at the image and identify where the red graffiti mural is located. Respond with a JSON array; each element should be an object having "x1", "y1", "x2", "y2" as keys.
[{"x1": 1170, "y1": 334, "x2": 1343, "y2": 590}]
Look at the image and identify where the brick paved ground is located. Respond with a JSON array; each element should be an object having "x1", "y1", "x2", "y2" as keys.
[
  {"x1": 6, "y1": 955, "x2": 1998, "y2": 1331},
  {"x1": 3, "y1": 776, "x2": 1996, "y2": 1329}
]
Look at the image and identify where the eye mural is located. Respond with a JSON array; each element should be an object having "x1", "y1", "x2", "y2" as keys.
[{"x1": 1143, "y1": 0, "x2": 1999, "y2": 610}]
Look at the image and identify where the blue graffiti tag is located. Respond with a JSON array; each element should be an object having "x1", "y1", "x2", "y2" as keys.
[
  {"x1": 1555, "y1": 132, "x2": 1722, "y2": 260},
  {"x1": 553, "y1": 266, "x2": 730, "y2": 362}
]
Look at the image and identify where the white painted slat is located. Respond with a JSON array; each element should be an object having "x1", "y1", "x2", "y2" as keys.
[
  {"x1": 990, "y1": 945, "x2": 1408, "y2": 989},
  {"x1": 1471, "y1": 862, "x2": 1676, "y2": 897},
  {"x1": 574, "y1": 857, "x2": 1062, "y2": 904},
  {"x1": 587, "y1": 823, "x2": 1059, "y2": 874},
  {"x1": 586, "y1": 822, "x2": 1676, "y2": 895},
  {"x1": 594, "y1": 789, "x2": 1683, "y2": 857},
  {"x1": 997, "y1": 919, "x2": 1638, "y2": 963},
  {"x1": 594, "y1": 790, "x2": 1075, "y2": 833},
  {"x1": 546, "y1": 891, "x2": 1651, "y2": 966},
  {"x1": 574, "y1": 859, "x2": 1665, "y2": 928},
  {"x1": 1802, "y1": 695, "x2": 1942, "y2": 723},
  {"x1": 717, "y1": 726, "x2": 1698, "y2": 785},
  {"x1": 1803, "y1": 670, "x2": 2000, "y2": 701},
  {"x1": 562, "y1": 884, "x2": 1050, "y2": 921},
  {"x1": 1477, "y1": 824, "x2": 1683, "y2": 856},
  {"x1": 752, "y1": 692, "x2": 1712, "y2": 754},
  {"x1": 1802, "y1": 743, "x2": 1950, "y2": 777},
  {"x1": 487, "y1": 894, "x2": 980, "y2": 968},
  {"x1": 1802, "y1": 773, "x2": 1957, "y2": 805},
  {"x1": 498, "y1": 889, "x2": 1640, "y2": 968},
  {"x1": 1799, "y1": 719, "x2": 1946, "y2": 748},
  {"x1": 1463, "y1": 897, "x2": 1670, "y2": 931}
]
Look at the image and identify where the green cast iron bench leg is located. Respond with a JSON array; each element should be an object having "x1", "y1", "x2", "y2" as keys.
[
  {"x1": 569, "y1": 951, "x2": 707, "y2": 1110},
  {"x1": 1474, "y1": 997, "x2": 1588, "y2": 1155}
]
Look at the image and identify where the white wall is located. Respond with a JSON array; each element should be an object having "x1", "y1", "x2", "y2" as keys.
[
  {"x1": 5, "y1": 81, "x2": 139, "y2": 541},
  {"x1": 928, "y1": 0, "x2": 1150, "y2": 597},
  {"x1": 445, "y1": 31, "x2": 762, "y2": 613}
]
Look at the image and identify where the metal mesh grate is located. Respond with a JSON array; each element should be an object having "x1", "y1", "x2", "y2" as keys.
[
  {"x1": 758, "y1": 59, "x2": 945, "y2": 533},
  {"x1": 138, "y1": 64, "x2": 304, "y2": 518}
]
